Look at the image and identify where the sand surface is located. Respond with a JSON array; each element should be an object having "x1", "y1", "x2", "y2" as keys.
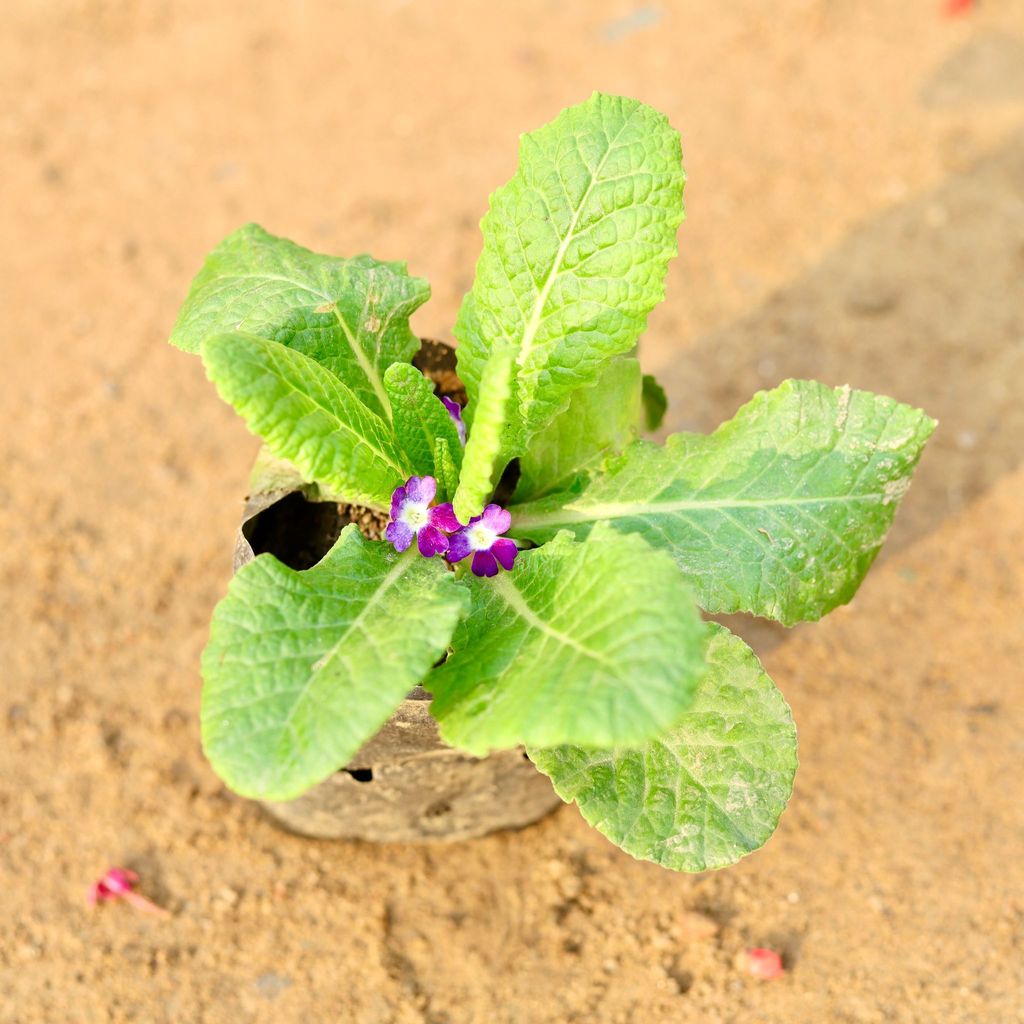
[{"x1": 2, "y1": 2, "x2": 1023, "y2": 1021}]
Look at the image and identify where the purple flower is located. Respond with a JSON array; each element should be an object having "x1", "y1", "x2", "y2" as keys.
[
  {"x1": 441, "y1": 396, "x2": 467, "y2": 445},
  {"x1": 446, "y1": 504, "x2": 518, "y2": 578},
  {"x1": 385, "y1": 476, "x2": 460, "y2": 557}
]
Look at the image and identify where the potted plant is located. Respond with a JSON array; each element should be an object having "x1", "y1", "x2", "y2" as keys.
[{"x1": 168, "y1": 92, "x2": 934, "y2": 870}]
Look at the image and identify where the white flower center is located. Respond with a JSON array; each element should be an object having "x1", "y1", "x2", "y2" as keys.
[
  {"x1": 468, "y1": 523, "x2": 497, "y2": 550},
  {"x1": 400, "y1": 502, "x2": 430, "y2": 531}
]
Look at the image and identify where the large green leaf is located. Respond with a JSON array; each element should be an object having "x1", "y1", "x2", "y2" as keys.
[
  {"x1": 170, "y1": 223, "x2": 430, "y2": 419},
  {"x1": 455, "y1": 92, "x2": 685, "y2": 459},
  {"x1": 529, "y1": 624, "x2": 797, "y2": 873},
  {"x1": 510, "y1": 381, "x2": 936, "y2": 625},
  {"x1": 383, "y1": 362, "x2": 463, "y2": 498},
  {"x1": 202, "y1": 331, "x2": 411, "y2": 510},
  {"x1": 515, "y1": 355, "x2": 642, "y2": 502},
  {"x1": 201, "y1": 526, "x2": 469, "y2": 801},
  {"x1": 428, "y1": 524, "x2": 708, "y2": 756},
  {"x1": 452, "y1": 348, "x2": 514, "y2": 523}
]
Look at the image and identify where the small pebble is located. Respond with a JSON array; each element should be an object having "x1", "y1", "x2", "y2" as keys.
[{"x1": 217, "y1": 886, "x2": 240, "y2": 906}]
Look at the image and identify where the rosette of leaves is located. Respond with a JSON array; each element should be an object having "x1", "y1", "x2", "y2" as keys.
[{"x1": 170, "y1": 92, "x2": 935, "y2": 871}]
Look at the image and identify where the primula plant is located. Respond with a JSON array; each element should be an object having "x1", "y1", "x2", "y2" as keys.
[{"x1": 170, "y1": 93, "x2": 934, "y2": 871}]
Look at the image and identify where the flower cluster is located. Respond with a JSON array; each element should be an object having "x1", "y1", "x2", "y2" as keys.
[
  {"x1": 385, "y1": 474, "x2": 518, "y2": 578},
  {"x1": 446, "y1": 504, "x2": 517, "y2": 578},
  {"x1": 385, "y1": 476, "x2": 459, "y2": 557}
]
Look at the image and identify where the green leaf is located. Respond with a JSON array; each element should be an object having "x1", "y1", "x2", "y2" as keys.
[
  {"x1": 452, "y1": 348, "x2": 515, "y2": 523},
  {"x1": 641, "y1": 373, "x2": 668, "y2": 432},
  {"x1": 428, "y1": 524, "x2": 708, "y2": 756},
  {"x1": 201, "y1": 526, "x2": 469, "y2": 801},
  {"x1": 510, "y1": 381, "x2": 936, "y2": 625},
  {"x1": 515, "y1": 355, "x2": 642, "y2": 502},
  {"x1": 170, "y1": 223, "x2": 430, "y2": 419},
  {"x1": 529, "y1": 623, "x2": 797, "y2": 873},
  {"x1": 383, "y1": 362, "x2": 464, "y2": 494},
  {"x1": 455, "y1": 92, "x2": 685, "y2": 458},
  {"x1": 202, "y1": 331, "x2": 411, "y2": 510},
  {"x1": 433, "y1": 437, "x2": 460, "y2": 506}
]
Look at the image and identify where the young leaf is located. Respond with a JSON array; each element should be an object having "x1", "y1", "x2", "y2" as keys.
[
  {"x1": 383, "y1": 362, "x2": 464, "y2": 491},
  {"x1": 201, "y1": 526, "x2": 469, "y2": 801},
  {"x1": 641, "y1": 373, "x2": 668, "y2": 431},
  {"x1": 528, "y1": 623, "x2": 797, "y2": 873},
  {"x1": 428, "y1": 524, "x2": 708, "y2": 756},
  {"x1": 433, "y1": 437, "x2": 460, "y2": 506},
  {"x1": 169, "y1": 223, "x2": 429, "y2": 419},
  {"x1": 202, "y1": 331, "x2": 411, "y2": 510},
  {"x1": 451, "y1": 348, "x2": 514, "y2": 523},
  {"x1": 515, "y1": 355, "x2": 642, "y2": 502},
  {"x1": 455, "y1": 92, "x2": 685, "y2": 457},
  {"x1": 510, "y1": 381, "x2": 936, "y2": 625}
]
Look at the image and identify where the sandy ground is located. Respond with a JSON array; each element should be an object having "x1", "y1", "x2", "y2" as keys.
[{"x1": 2, "y1": 2, "x2": 1024, "y2": 1021}]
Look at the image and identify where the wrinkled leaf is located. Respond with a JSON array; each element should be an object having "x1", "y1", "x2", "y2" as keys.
[
  {"x1": 429, "y1": 524, "x2": 708, "y2": 755},
  {"x1": 510, "y1": 381, "x2": 936, "y2": 624},
  {"x1": 384, "y1": 362, "x2": 464, "y2": 495},
  {"x1": 455, "y1": 92, "x2": 685, "y2": 459},
  {"x1": 452, "y1": 348, "x2": 515, "y2": 523},
  {"x1": 170, "y1": 223, "x2": 429, "y2": 418},
  {"x1": 516, "y1": 355, "x2": 642, "y2": 502},
  {"x1": 529, "y1": 623, "x2": 797, "y2": 872},
  {"x1": 202, "y1": 526, "x2": 469, "y2": 800},
  {"x1": 202, "y1": 331, "x2": 411, "y2": 510}
]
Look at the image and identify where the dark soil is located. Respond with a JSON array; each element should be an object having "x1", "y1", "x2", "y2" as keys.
[
  {"x1": 413, "y1": 337, "x2": 467, "y2": 407},
  {"x1": 243, "y1": 493, "x2": 391, "y2": 570}
]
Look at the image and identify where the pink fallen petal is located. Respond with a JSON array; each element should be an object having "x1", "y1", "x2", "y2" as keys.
[
  {"x1": 744, "y1": 947, "x2": 785, "y2": 979},
  {"x1": 88, "y1": 867, "x2": 138, "y2": 903},
  {"x1": 88, "y1": 867, "x2": 169, "y2": 917}
]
